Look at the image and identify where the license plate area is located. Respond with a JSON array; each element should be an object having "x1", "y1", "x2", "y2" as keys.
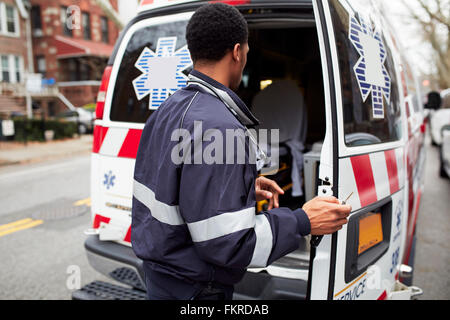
[
  {"x1": 358, "y1": 212, "x2": 383, "y2": 254},
  {"x1": 345, "y1": 198, "x2": 392, "y2": 283}
]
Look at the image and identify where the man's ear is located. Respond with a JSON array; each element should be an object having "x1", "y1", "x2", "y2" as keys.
[{"x1": 232, "y1": 43, "x2": 241, "y2": 62}]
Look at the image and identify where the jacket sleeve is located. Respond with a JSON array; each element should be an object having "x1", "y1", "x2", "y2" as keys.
[{"x1": 178, "y1": 123, "x2": 311, "y2": 269}]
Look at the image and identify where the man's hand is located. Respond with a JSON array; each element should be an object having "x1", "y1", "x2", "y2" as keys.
[
  {"x1": 302, "y1": 196, "x2": 352, "y2": 235},
  {"x1": 255, "y1": 177, "x2": 285, "y2": 210}
]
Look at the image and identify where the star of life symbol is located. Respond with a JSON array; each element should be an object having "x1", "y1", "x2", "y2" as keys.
[
  {"x1": 132, "y1": 37, "x2": 193, "y2": 110},
  {"x1": 396, "y1": 201, "x2": 402, "y2": 231},
  {"x1": 349, "y1": 15, "x2": 391, "y2": 119},
  {"x1": 103, "y1": 170, "x2": 115, "y2": 190}
]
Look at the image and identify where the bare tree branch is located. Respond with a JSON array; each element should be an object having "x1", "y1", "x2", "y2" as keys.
[{"x1": 400, "y1": 0, "x2": 450, "y2": 88}]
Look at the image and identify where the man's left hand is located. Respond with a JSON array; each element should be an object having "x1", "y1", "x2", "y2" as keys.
[{"x1": 255, "y1": 177, "x2": 285, "y2": 210}]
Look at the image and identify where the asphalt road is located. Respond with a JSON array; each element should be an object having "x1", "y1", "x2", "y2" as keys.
[
  {"x1": 0, "y1": 155, "x2": 113, "y2": 300},
  {"x1": 413, "y1": 141, "x2": 450, "y2": 300},
  {"x1": 0, "y1": 140, "x2": 448, "y2": 300}
]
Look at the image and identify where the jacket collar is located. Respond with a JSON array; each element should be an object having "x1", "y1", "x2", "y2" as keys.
[{"x1": 187, "y1": 69, "x2": 259, "y2": 127}]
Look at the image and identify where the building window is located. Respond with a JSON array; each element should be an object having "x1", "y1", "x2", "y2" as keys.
[
  {"x1": 0, "y1": 3, "x2": 19, "y2": 36},
  {"x1": 67, "y1": 59, "x2": 77, "y2": 81},
  {"x1": 47, "y1": 101, "x2": 56, "y2": 117},
  {"x1": 0, "y1": 55, "x2": 22, "y2": 83},
  {"x1": 1, "y1": 55, "x2": 10, "y2": 82},
  {"x1": 31, "y1": 5, "x2": 42, "y2": 35},
  {"x1": 82, "y1": 12, "x2": 91, "y2": 40},
  {"x1": 14, "y1": 56, "x2": 21, "y2": 83},
  {"x1": 5, "y1": 5, "x2": 16, "y2": 33},
  {"x1": 100, "y1": 16, "x2": 108, "y2": 43},
  {"x1": 60, "y1": 6, "x2": 72, "y2": 37},
  {"x1": 36, "y1": 55, "x2": 46, "y2": 77}
]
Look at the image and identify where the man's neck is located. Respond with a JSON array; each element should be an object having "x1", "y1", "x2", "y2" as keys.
[{"x1": 194, "y1": 60, "x2": 231, "y2": 89}]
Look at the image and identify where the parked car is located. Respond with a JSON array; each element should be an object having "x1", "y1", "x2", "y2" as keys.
[
  {"x1": 428, "y1": 90, "x2": 450, "y2": 146},
  {"x1": 440, "y1": 125, "x2": 450, "y2": 178},
  {"x1": 55, "y1": 107, "x2": 95, "y2": 134}
]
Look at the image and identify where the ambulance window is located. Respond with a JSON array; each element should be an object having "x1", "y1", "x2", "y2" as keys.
[
  {"x1": 329, "y1": 0, "x2": 402, "y2": 147},
  {"x1": 109, "y1": 20, "x2": 190, "y2": 123},
  {"x1": 403, "y1": 59, "x2": 421, "y2": 113}
]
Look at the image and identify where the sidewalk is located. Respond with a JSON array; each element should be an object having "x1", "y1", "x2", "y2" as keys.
[{"x1": 0, "y1": 135, "x2": 93, "y2": 167}]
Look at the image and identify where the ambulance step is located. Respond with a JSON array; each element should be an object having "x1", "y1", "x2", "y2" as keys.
[
  {"x1": 72, "y1": 281, "x2": 147, "y2": 300},
  {"x1": 109, "y1": 267, "x2": 146, "y2": 291}
]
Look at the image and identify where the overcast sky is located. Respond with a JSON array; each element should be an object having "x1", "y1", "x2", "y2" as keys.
[{"x1": 380, "y1": 0, "x2": 442, "y2": 77}]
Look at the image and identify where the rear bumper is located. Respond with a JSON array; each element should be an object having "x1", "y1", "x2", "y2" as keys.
[
  {"x1": 84, "y1": 235, "x2": 146, "y2": 291},
  {"x1": 84, "y1": 235, "x2": 307, "y2": 300},
  {"x1": 234, "y1": 271, "x2": 307, "y2": 300}
]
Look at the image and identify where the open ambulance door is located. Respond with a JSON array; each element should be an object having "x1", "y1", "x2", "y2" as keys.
[{"x1": 308, "y1": 0, "x2": 407, "y2": 300}]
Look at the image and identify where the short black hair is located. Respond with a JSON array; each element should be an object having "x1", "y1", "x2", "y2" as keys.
[{"x1": 186, "y1": 3, "x2": 248, "y2": 62}]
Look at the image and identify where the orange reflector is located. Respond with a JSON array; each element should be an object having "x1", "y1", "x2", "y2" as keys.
[{"x1": 358, "y1": 212, "x2": 383, "y2": 255}]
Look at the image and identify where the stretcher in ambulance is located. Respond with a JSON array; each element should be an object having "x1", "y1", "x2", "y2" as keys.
[{"x1": 74, "y1": 0, "x2": 427, "y2": 300}]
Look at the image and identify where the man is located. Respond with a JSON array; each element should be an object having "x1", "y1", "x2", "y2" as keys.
[{"x1": 131, "y1": 3, "x2": 351, "y2": 300}]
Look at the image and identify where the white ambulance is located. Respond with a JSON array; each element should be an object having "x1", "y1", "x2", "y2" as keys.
[{"x1": 75, "y1": 0, "x2": 427, "y2": 300}]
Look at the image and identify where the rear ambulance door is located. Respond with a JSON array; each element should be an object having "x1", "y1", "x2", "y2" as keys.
[
  {"x1": 91, "y1": 10, "x2": 194, "y2": 245},
  {"x1": 309, "y1": 0, "x2": 406, "y2": 300}
]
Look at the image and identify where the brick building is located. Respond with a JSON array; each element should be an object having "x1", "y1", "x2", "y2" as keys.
[
  {"x1": 29, "y1": 0, "x2": 120, "y2": 117},
  {"x1": 0, "y1": 0, "x2": 32, "y2": 118}
]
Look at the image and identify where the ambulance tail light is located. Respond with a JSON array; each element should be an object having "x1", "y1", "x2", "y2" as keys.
[{"x1": 95, "y1": 66, "x2": 113, "y2": 120}]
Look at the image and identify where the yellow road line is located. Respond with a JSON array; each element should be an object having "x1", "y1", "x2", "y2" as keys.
[
  {"x1": 74, "y1": 197, "x2": 91, "y2": 207},
  {"x1": 0, "y1": 218, "x2": 33, "y2": 231},
  {"x1": 0, "y1": 219, "x2": 43, "y2": 237}
]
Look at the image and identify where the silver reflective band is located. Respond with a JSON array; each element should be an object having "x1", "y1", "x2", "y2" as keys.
[
  {"x1": 248, "y1": 214, "x2": 273, "y2": 268},
  {"x1": 188, "y1": 207, "x2": 256, "y2": 243},
  {"x1": 133, "y1": 180, "x2": 274, "y2": 267},
  {"x1": 133, "y1": 179, "x2": 185, "y2": 226}
]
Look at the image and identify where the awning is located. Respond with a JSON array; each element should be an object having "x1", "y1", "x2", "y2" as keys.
[{"x1": 55, "y1": 35, "x2": 114, "y2": 59}]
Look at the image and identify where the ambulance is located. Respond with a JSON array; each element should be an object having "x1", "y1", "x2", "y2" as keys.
[{"x1": 74, "y1": 0, "x2": 427, "y2": 300}]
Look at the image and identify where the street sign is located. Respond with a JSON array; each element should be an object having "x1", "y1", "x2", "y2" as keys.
[{"x1": 1, "y1": 120, "x2": 15, "y2": 136}]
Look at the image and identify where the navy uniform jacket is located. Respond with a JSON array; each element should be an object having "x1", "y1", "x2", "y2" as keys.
[{"x1": 131, "y1": 69, "x2": 311, "y2": 291}]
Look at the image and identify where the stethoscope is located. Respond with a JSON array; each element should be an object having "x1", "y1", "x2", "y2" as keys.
[{"x1": 186, "y1": 76, "x2": 270, "y2": 170}]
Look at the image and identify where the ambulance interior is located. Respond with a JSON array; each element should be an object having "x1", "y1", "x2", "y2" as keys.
[{"x1": 235, "y1": 20, "x2": 326, "y2": 296}]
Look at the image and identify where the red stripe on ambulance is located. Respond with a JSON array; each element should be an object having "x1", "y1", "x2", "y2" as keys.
[
  {"x1": 124, "y1": 226, "x2": 132, "y2": 243},
  {"x1": 117, "y1": 129, "x2": 143, "y2": 159},
  {"x1": 384, "y1": 149, "x2": 399, "y2": 194},
  {"x1": 345, "y1": 148, "x2": 404, "y2": 209},
  {"x1": 92, "y1": 125, "x2": 109, "y2": 153},
  {"x1": 93, "y1": 127, "x2": 143, "y2": 159},
  {"x1": 350, "y1": 154, "x2": 378, "y2": 207},
  {"x1": 93, "y1": 214, "x2": 111, "y2": 229}
]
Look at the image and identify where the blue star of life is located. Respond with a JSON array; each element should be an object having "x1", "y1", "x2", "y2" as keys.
[
  {"x1": 132, "y1": 36, "x2": 193, "y2": 110},
  {"x1": 103, "y1": 170, "x2": 115, "y2": 190},
  {"x1": 349, "y1": 15, "x2": 391, "y2": 119}
]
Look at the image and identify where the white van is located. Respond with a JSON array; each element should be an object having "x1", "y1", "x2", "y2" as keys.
[{"x1": 75, "y1": 0, "x2": 427, "y2": 300}]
